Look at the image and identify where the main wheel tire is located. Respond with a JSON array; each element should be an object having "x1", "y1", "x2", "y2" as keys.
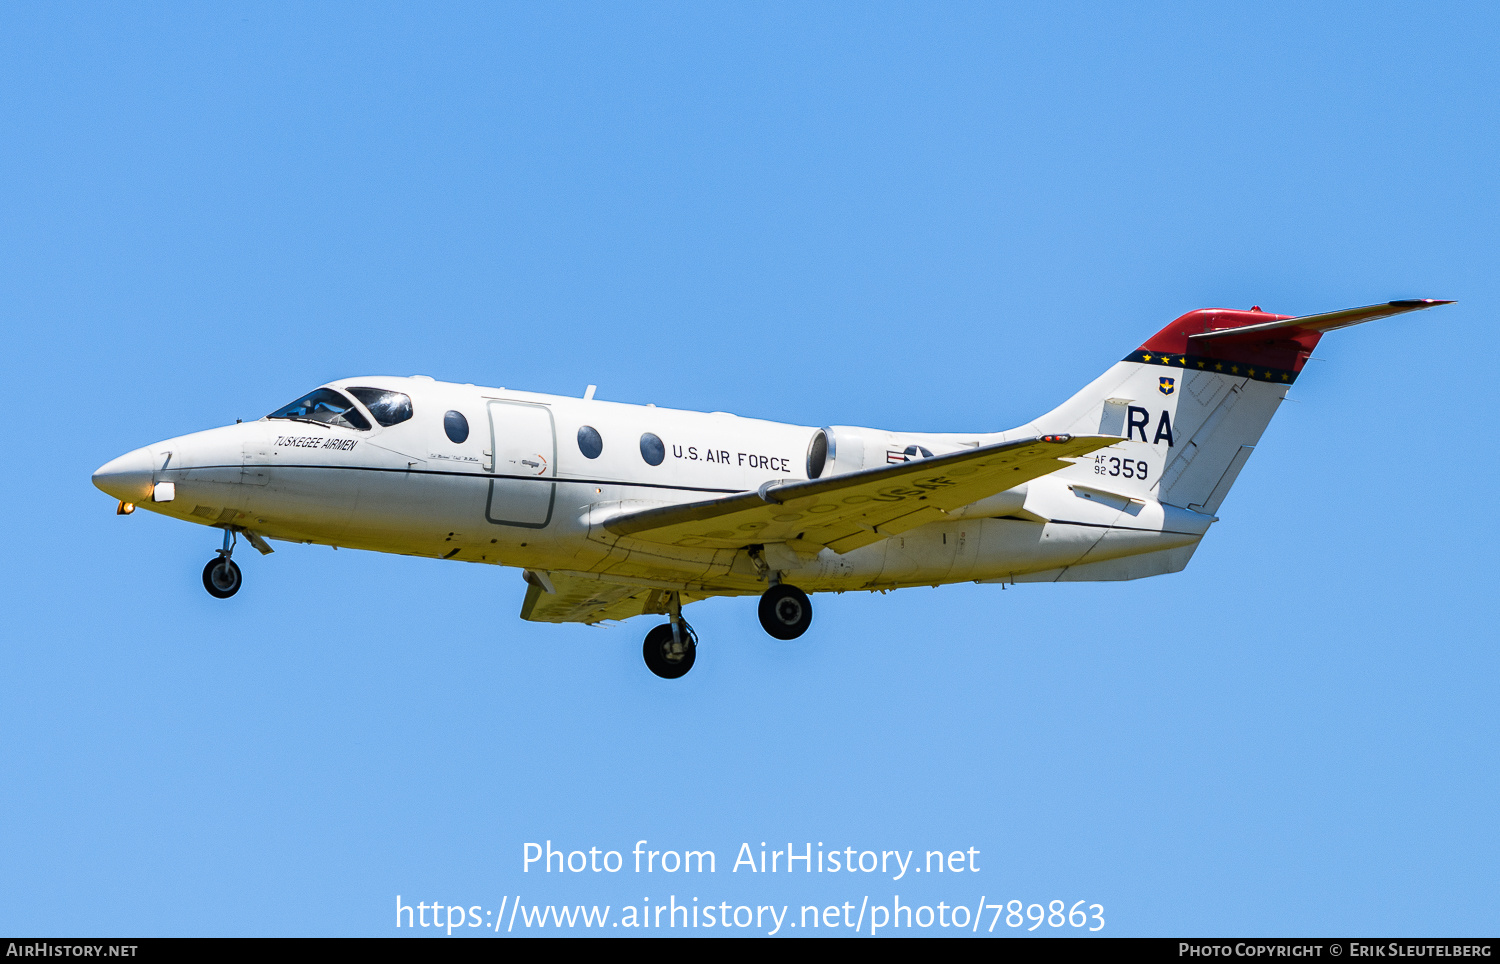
[
  {"x1": 758, "y1": 584, "x2": 812, "y2": 639},
  {"x1": 642, "y1": 623, "x2": 696, "y2": 679},
  {"x1": 202, "y1": 557, "x2": 242, "y2": 599}
]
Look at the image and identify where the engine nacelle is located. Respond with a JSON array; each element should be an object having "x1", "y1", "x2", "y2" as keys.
[{"x1": 819, "y1": 425, "x2": 969, "y2": 477}]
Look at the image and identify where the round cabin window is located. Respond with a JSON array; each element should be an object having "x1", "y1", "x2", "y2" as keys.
[
  {"x1": 577, "y1": 425, "x2": 603, "y2": 459},
  {"x1": 443, "y1": 410, "x2": 469, "y2": 444},
  {"x1": 639, "y1": 432, "x2": 665, "y2": 466}
]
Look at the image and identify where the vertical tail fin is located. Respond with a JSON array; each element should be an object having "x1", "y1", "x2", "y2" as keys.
[{"x1": 1027, "y1": 300, "x2": 1452, "y2": 512}]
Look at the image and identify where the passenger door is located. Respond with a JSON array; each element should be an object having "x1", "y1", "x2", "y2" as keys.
[{"x1": 484, "y1": 400, "x2": 556, "y2": 528}]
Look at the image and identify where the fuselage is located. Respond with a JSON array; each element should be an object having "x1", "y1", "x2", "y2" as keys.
[
  {"x1": 91, "y1": 299, "x2": 1451, "y2": 678},
  {"x1": 92, "y1": 375, "x2": 1210, "y2": 599}
]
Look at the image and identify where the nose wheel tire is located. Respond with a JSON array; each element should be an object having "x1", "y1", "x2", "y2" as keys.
[
  {"x1": 758, "y1": 584, "x2": 812, "y2": 639},
  {"x1": 202, "y1": 557, "x2": 242, "y2": 599},
  {"x1": 643, "y1": 622, "x2": 697, "y2": 679}
]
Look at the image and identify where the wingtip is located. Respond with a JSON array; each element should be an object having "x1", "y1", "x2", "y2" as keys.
[{"x1": 1390, "y1": 298, "x2": 1456, "y2": 307}]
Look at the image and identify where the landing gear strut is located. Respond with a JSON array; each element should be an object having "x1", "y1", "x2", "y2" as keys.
[
  {"x1": 202, "y1": 528, "x2": 242, "y2": 599},
  {"x1": 759, "y1": 584, "x2": 812, "y2": 639},
  {"x1": 642, "y1": 591, "x2": 697, "y2": 679}
]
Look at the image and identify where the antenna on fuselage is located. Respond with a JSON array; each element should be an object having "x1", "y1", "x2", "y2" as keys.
[{"x1": 583, "y1": 385, "x2": 597, "y2": 401}]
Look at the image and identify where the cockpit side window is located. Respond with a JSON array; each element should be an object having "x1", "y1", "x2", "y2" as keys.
[
  {"x1": 267, "y1": 388, "x2": 372, "y2": 431},
  {"x1": 347, "y1": 387, "x2": 414, "y2": 427}
]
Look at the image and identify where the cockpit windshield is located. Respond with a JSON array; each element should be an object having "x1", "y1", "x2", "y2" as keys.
[
  {"x1": 347, "y1": 387, "x2": 413, "y2": 427},
  {"x1": 267, "y1": 388, "x2": 371, "y2": 431}
]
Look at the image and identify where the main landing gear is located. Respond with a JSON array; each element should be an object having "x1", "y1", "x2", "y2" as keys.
[
  {"x1": 639, "y1": 584, "x2": 815, "y2": 679},
  {"x1": 642, "y1": 591, "x2": 696, "y2": 679},
  {"x1": 758, "y1": 583, "x2": 812, "y2": 639},
  {"x1": 202, "y1": 528, "x2": 242, "y2": 599}
]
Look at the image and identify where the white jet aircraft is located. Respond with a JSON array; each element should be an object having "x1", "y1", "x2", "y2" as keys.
[{"x1": 94, "y1": 299, "x2": 1450, "y2": 678}]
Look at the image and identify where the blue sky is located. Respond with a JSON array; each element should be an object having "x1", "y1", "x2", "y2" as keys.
[{"x1": 2, "y1": 2, "x2": 1495, "y2": 937}]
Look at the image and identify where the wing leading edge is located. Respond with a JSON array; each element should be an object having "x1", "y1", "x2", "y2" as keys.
[{"x1": 604, "y1": 434, "x2": 1118, "y2": 554}]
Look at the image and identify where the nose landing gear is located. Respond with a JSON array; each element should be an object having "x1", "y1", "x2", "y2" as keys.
[
  {"x1": 758, "y1": 584, "x2": 812, "y2": 639},
  {"x1": 642, "y1": 591, "x2": 697, "y2": 679},
  {"x1": 202, "y1": 528, "x2": 242, "y2": 599}
]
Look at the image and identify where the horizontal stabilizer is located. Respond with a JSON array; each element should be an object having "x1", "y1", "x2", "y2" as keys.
[
  {"x1": 1189, "y1": 299, "x2": 1453, "y2": 343},
  {"x1": 1129, "y1": 298, "x2": 1454, "y2": 381}
]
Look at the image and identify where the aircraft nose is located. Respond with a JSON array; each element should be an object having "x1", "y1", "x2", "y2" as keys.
[{"x1": 92, "y1": 446, "x2": 156, "y2": 503}]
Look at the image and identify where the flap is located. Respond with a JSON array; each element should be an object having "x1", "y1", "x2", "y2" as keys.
[{"x1": 519, "y1": 571, "x2": 678, "y2": 625}]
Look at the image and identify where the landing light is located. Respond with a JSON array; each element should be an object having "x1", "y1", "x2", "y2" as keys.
[{"x1": 116, "y1": 501, "x2": 135, "y2": 515}]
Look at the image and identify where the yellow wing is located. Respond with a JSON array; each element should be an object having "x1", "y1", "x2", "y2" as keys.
[
  {"x1": 605, "y1": 434, "x2": 1117, "y2": 554},
  {"x1": 519, "y1": 570, "x2": 706, "y2": 625}
]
